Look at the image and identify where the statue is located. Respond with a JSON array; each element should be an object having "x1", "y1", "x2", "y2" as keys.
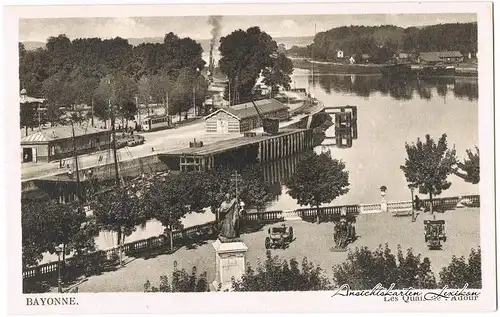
[{"x1": 218, "y1": 195, "x2": 243, "y2": 243}]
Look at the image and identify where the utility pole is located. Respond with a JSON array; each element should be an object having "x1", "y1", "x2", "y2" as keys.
[
  {"x1": 110, "y1": 97, "x2": 120, "y2": 186},
  {"x1": 71, "y1": 120, "x2": 81, "y2": 201},
  {"x1": 135, "y1": 95, "x2": 140, "y2": 129},
  {"x1": 166, "y1": 91, "x2": 169, "y2": 125},
  {"x1": 91, "y1": 97, "x2": 94, "y2": 127},
  {"x1": 230, "y1": 171, "x2": 242, "y2": 202}
]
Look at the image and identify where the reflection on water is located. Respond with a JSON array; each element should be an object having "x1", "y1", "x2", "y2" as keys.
[
  {"x1": 268, "y1": 68, "x2": 479, "y2": 210},
  {"x1": 310, "y1": 74, "x2": 478, "y2": 101}
]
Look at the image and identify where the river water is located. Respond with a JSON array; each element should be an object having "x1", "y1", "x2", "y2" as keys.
[
  {"x1": 269, "y1": 67, "x2": 479, "y2": 209},
  {"x1": 40, "y1": 67, "x2": 479, "y2": 263}
]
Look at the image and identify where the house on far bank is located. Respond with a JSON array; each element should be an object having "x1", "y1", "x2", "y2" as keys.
[
  {"x1": 398, "y1": 52, "x2": 410, "y2": 61},
  {"x1": 417, "y1": 51, "x2": 464, "y2": 65},
  {"x1": 21, "y1": 125, "x2": 111, "y2": 163},
  {"x1": 204, "y1": 99, "x2": 289, "y2": 134},
  {"x1": 336, "y1": 50, "x2": 344, "y2": 59},
  {"x1": 349, "y1": 56, "x2": 356, "y2": 64},
  {"x1": 361, "y1": 54, "x2": 370, "y2": 63}
]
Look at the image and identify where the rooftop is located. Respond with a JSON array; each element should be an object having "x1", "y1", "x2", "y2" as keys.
[
  {"x1": 206, "y1": 99, "x2": 289, "y2": 121},
  {"x1": 21, "y1": 125, "x2": 109, "y2": 144},
  {"x1": 161, "y1": 129, "x2": 305, "y2": 157},
  {"x1": 419, "y1": 51, "x2": 464, "y2": 62}
]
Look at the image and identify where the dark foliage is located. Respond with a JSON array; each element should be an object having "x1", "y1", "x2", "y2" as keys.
[
  {"x1": 232, "y1": 251, "x2": 331, "y2": 291},
  {"x1": 144, "y1": 263, "x2": 208, "y2": 292},
  {"x1": 333, "y1": 244, "x2": 437, "y2": 289},
  {"x1": 400, "y1": 134, "x2": 457, "y2": 212},
  {"x1": 455, "y1": 146, "x2": 480, "y2": 184},
  {"x1": 439, "y1": 248, "x2": 481, "y2": 288}
]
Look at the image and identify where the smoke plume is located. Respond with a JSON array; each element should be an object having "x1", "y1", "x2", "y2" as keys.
[{"x1": 208, "y1": 16, "x2": 223, "y2": 48}]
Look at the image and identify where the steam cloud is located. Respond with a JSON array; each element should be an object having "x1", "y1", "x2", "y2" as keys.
[{"x1": 208, "y1": 16, "x2": 223, "y2": 48}]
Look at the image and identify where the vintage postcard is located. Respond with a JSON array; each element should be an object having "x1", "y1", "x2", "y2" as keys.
[{"x1": 4, "y1": 1, "x2": 496, "y2": 314}]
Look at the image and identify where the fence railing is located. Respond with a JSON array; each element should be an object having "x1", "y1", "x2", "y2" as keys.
[{"x1": 23, "y1": 195, "x2": 479, "y2": 281}]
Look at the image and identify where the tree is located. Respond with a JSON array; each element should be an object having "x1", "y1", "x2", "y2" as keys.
[
  {"x1": 142, "y1": 176, "x2": 190, "y2": 251},
  {"x1": 439, "y1": 248, "x2": 481, "y2": 288},
  {"x1": 92, "y1": 184, "x2": 149, "y2": 266},
  {"x1": 22, "y1": 200, "x2": 53, "y2": 268},
  {"x1": 46, "y1": 201, "x2": 87, "y2": 264},
  {"x1": 454, "y1": 146, "x2": 480, "y2": 184},
  {"x1": 333, "y1": 244, "x2": 437, "y2": 289},
  {"x1": 232, "y1": 251, "x2": 331, "y2": 291},
  {"x1": 261, "y1": 53, "x2": 294, "y2": 96},
  {"x1": 20, "y1": 103, "x2": 37, "y2": 136},
  {"x1": 219, "y1": 27, "x2": 292, "y2": 103},
  {"x1": 93, "y1": 77, "x2": 113, "y2": 125},
  {"x1": 144, "y1": 263, "x2": 208, "y2": 292},
  {"x1": 400, "y1": 134, "x2": 457, "y2": 213},
  {"x1": 286, "y1": 151, "x2": 350, "y2": 223}
]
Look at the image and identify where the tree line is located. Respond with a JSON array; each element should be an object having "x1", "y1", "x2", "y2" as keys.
[
  {"x1": 20, "y1": 27, "x2": 296, "y2": 131},
  {"x1": 287, "y1": 23, "x2": 477, "y2": 63},
  {"x1": 144, "y1": 245, "x2": 482, "y2": 292},
  {"x1": 19, "y1": 32, "x2": 209, "y2": 131}
]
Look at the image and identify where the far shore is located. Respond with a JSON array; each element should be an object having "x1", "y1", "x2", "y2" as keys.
[{"x1": 289, "y1": 56, "x2": 478, "y2": 77}]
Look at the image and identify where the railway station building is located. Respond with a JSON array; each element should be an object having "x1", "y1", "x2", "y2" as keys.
[
  {"x1": 21, "y1": 125, "x2": 111, "y2": 163},
  {"x1": 204, "y1": 98, "x2": 289, "y2": 134}
]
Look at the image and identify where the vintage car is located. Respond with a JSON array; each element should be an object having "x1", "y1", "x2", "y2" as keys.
[
  {"x1": 424, "y1": 219, "x2": 447, "y2": 250},
  {"x1": 332, "y1": 218, "x2": 356, "y2": 251},
  {"x1": 265, "y1": 224, "x2": 294, "y2": 249}
]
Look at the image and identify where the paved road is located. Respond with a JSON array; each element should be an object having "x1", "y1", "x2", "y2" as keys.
[{"x1": 59, "y1": 208, "x2": 479, "y2": 292}]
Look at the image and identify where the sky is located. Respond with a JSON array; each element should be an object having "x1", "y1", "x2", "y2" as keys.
[{"x1": 19, "y1": 14, "x2": 477, "y2": 42}]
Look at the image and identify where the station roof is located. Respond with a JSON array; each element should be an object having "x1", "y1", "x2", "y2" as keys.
[
  {"x1": 21, "y1": 125, "x2": 109, "y2": 144},
  {"x1": 161, "y1": 129, "x2": 306, "y2": 157},
  {"x1": 205, "y1": 99, "x2": 288, "y2": 121}
]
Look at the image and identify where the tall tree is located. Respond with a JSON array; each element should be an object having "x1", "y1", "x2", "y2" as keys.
[
  {"x1": 400, "y1": 134, "x2": 457, "y2": 213},
  {"x1": 261, "y1": 53, "x2": 294, "y2": 96},
  {"x1": 454, "y1": 146, "x2": 480, "y2": 184},
  {"x1": 286, "y1": 151, "x2": 350, "y2": 223},
  {"x1": 219, "y1": 27, "x2": 292, "y2": 103}
]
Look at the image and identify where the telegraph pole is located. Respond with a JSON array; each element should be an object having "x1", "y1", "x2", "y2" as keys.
[
  {"x1": 71, "y1": 120, "x2": 81, "y2": 201},
  {"x1": 91, "y1": 97, "x2": 94, "y2": 127},
  {"x1": 230, "y1": 171, "x2": 242, "y2": 202},
  {"x1": 110, "y1": 97, "x2": 120, "y2": 186}
]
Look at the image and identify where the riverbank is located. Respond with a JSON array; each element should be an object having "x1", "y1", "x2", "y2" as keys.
[{"x1": 290, "y1": 57, "x2": 478, "y2": 77}]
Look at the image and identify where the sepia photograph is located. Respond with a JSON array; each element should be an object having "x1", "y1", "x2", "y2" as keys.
[{"x1": 4, "y1": 1, "x2": 495, "y2": 314}]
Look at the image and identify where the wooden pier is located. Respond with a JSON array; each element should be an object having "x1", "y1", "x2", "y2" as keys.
[
  {"x1": 323, "y1": 105, "x2": 358, "y2": 148},
  {"x1": 159, "y1": 129, "x2": 313, "y2": 172}
]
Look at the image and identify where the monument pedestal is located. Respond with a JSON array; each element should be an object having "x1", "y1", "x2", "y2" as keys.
[{"x1": 210, "y1": 239, "x2": 248, "y2": 292}]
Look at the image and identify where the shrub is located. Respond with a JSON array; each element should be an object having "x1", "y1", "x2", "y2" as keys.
[{"x1": 439, "y1": 248, "x2": 481, "y2": 288}]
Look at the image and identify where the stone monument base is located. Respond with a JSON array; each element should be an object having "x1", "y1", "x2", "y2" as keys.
[{"x1": 210, "y1": 239, "x2": 248, "y2": 292}]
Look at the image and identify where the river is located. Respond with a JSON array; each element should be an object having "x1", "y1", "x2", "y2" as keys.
[{"x1": 269, "y1": 67, "x2": 479, "y2": 209}]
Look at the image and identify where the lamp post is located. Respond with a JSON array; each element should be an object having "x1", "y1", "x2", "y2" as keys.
[
  {"x1": 408, "y1": 184, "x2": 416, "y2": 221},
  {"x1": 55, "y1": 246, "x2": 63, "y2": 293},
  {"x1": 380, "y1": 185, "x2": 388, "y2": 212}
]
